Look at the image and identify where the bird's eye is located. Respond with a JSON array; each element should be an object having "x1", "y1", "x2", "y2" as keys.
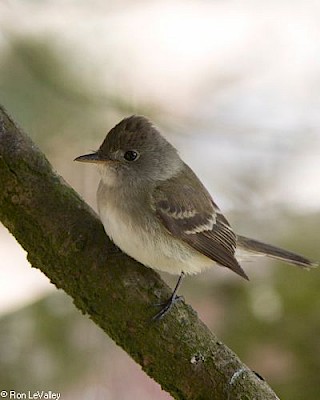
[{"x1": 124, "y1": 150, "x2": 139, "y2": 161}]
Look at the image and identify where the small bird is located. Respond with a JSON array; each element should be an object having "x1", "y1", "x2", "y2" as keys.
[{"x1": 75, "y1": 116, "x2": 317, "y2": 319}]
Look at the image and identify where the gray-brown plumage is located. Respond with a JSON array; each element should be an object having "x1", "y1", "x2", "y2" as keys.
[{"x1": 152, "y1": 164, "x2": 249, "y2": 280}]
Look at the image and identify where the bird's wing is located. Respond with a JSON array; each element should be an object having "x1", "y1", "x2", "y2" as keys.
[{"x1": 151, "y1": 165, "x2": 248, "y2": 280}]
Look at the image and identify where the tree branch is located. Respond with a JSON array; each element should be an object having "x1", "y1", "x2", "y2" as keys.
[{"x1": 0, "y1": 105, "x2": 279, "y2": 400}]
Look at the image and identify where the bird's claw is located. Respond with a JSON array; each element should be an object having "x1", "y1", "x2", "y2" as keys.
[{"x1": 152, "y1": 294, "x2": 184, "y2": 321}]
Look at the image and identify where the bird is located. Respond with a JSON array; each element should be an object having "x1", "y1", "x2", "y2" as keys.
[{"x1": 75, "y1": 115, "x2": 318, "y2": 319}]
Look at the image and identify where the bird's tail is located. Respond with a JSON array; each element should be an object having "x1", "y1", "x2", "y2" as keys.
[{"x1": 236, "y1": 235, "x2": 318, "y2": 269}]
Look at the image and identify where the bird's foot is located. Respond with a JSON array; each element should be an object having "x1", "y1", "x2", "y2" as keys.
[
  {"x1": 152, "y1": 272, "x2": 185, "y2": 321},
  {"x1": 152, "y1": 293, "x2": 184, "y2": 321}
]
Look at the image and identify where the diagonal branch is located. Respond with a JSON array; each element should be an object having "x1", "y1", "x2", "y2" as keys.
[{"x1": 0, "y1": 105, "x2": 279, "y2": 400}]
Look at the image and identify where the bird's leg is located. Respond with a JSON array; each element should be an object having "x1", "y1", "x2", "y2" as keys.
[{"x1": 153, "y1": 271, "x2": 185, "y2": 320}]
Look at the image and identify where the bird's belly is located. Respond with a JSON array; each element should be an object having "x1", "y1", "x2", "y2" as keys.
[{"x1": 98, "y1": 203, "x2": 213, "y2": 275}]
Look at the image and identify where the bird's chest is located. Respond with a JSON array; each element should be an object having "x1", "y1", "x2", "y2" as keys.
[
  {"x1": 99, "y1": 201, "x2": 145, "y2": 255},
  {"x1": 97, "y1": 184, "x2": 159, "y2": 264},
  {"x1": 96, "y1": 183, "x2": 193, "y2": 274}
]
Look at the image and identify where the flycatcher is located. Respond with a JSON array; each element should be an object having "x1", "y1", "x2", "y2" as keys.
[{"x1": 75, "y1": 115, "x2": 317, "y2": 319}]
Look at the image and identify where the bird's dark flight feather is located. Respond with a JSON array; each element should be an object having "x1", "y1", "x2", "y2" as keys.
[
  {"x1": 237, "y1": 235, "x2": 318, "y2": 269},
  {"x1": 152, "y1": 164, "x2": 249, "y2": 280}
]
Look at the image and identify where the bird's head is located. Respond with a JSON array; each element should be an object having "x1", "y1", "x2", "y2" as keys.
[{"x1": 75, "y1": 115, "x2": 182, "y2": 187}]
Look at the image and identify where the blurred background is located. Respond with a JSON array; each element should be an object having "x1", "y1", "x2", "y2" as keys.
[{"x1": 0, "y1": 0, "x2": 320, "y2": 399}]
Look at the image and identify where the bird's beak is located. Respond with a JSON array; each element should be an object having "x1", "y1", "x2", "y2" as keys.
[{"x1": 74, "y1": 152, "x2": 104, "y2": 164}]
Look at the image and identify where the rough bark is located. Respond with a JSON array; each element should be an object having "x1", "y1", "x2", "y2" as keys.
[{"x1": 0, "y1": 105, "x2": 280, "y2": 400}]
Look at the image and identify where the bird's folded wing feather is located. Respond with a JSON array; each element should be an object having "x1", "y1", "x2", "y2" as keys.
[{"x1": 151, "y1": 165, "x2": 248, "y2": 280}]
